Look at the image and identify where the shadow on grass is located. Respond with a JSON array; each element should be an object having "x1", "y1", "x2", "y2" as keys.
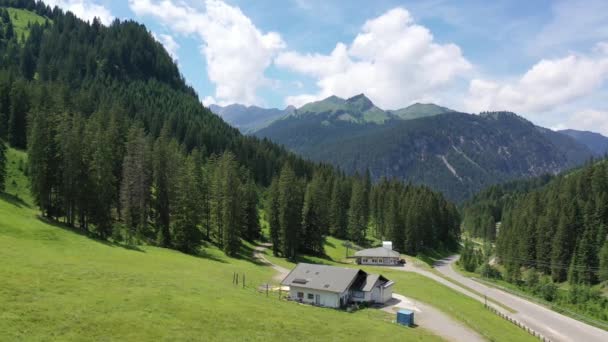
[
  {"x1": 36, "y1": 215, "x2": 145, "y2": 252},
  {"x1": 194, "y1": 247, "x2": 229, "y2": 264},
  {"x1": 236, "y1": 242, "x2": 266, "y2": 266},
  {"x1": 0, "y1": 192, "x2": 31, "y2": 209},
  {"x1": 416, "y1": 246, "x2": 459, "y2": 267}
]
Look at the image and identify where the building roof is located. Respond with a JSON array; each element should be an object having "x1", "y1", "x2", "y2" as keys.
[
  {"x1": 281, "y1": 263, "x2": 365, "y2": 293},
  {"x1": 354, "y1": 247, "x2": 400, "y2": 258}
]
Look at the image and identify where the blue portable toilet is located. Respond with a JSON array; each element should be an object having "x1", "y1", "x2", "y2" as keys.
[{"x1": 397, "y1": 309, "x2": 414, "y2": 327}]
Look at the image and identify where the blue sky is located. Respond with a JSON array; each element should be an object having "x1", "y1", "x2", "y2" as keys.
[{"x1": 45, "y1": 0, "x2": 608, "y2": 134}]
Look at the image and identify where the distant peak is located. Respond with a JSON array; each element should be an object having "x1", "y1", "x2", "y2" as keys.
[{"x1": 347, "y1": 93, "x2": 371, "y2": 102}]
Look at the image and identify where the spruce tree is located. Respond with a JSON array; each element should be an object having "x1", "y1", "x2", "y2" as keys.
[
  {"x1": 599, "y1": 240, "x2": 608, "y2": 282},
  {"x1": 8, "y1": 80, "x2": 29, "y2": 149},
  {"x1": 0, "y1": 138, "x2": 6, "y2": 191},
  {"x1": 152, "y1": 127, "x2": 174, "y2": 247},
  {"x1": 172, "y1": 154, "x2": 202, "y2": 253},
  {"x1": 347, "y1": 179, "x2": 367, "y2": 245},
  {"x1": 219, "y1": 152, "x2": 242, "y2": 256},
  {"x1": 301, "y1": 180, "x2": 324, "y2": 255},
  {"x1": 267, "y1": 177, "x2": 281, "y2": 256},
  {"x1": 120, "y1": 126, "x2": 151, "y2": 243},
  {"x1": 278, "y1": 164, "x2": 302, "y2": 260}
]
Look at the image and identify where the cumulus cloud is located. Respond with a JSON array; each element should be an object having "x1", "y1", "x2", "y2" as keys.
[
  {"x1": 465, "y1": 42, "x2": 608, "y2": 114},
  {"x1": 44, "y1": 0, "x2": 113, "y2": 25},
  {"x1": 275, "y1": 8, "x2": 472, "y2": 109},
  {"x1": 129, "y1": 0, "x2": 285, "y2": 106},
  {"x1": 153, "y1": 33, "x2": 179, "y2": 61},
  {"x1": 552, "y1": 109, "x2": 608, "y2": 136}
]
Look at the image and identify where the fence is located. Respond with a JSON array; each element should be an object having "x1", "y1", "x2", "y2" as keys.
[{"x1": 483, "y1": 301, "x2": 551, "y2": 341}]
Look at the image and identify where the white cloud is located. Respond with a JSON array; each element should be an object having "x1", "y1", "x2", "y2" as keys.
[
  {"x1": 44, "y1": 0, "x2": 113, "y2": 25},
  {"x1": 153, "y1": 33, "x2": 179, "y2": 61},
  {"x1": 465, "y1": 43, "x2": 608, "y2": 114},
  {"x1": 129, "y1": 0, "x2": 285, "y2": 106},
  {"x1": 552, "y1": 109, "x2": 608, "y2": 136},
  {"x1": 275, "y1": 8, "x2": 472, "y2": 109}
]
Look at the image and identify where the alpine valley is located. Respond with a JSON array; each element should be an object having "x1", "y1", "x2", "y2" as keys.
[{"x1": 213, "y1": 94, "x2": 606, "y2": 202}]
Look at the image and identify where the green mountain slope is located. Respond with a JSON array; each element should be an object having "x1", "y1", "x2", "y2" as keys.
[
  {"x1": 389, "y1": 103, "x2": 454, "y2": 120},
  {"x1": 296, "y1": 94, "x2": 393, "y2": 124},
  {"x1": 559, "y1": 129, "x2": 608, "y2": 156},
  {"x1": 257, "y1": 111, "x2": 592, "y2": 202}
]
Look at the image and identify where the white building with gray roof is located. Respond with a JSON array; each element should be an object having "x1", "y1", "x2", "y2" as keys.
[
  {"x1": 281, "y1": 263, "x2": 394, "y2": 308},
  {"x1": 354, "y1": 247, "x2": 401, "y2": 266}
]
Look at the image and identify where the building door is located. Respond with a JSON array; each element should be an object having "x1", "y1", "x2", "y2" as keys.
[{"x1": 315, "y1": 294, "x2": 320, "y2": 305}]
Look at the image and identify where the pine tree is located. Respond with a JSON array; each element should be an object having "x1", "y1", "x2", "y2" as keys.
[
  {"x1": 28, "y1": 109, "x2": 58, "y2": 217},
  {"x1": 301, "y1": 180, "x2": 325, "y2": 255},
  {"x1": 347, "y1": 178, "x2": 367, "y2": 245},
  {"x1": 0, "y1": 139, "x2": 6, "y2": 191},
  {"x1": 267, "y1": 177, "x2": 281, "y2": 256},
  {"x1": 120, "y1": 126, "x2": 151, "y2": 243},
  {"x1": 152, "y1": 127, "x2": 174, "y2": 247},
  {"x1": 8, "y1": 80, "x2": 29, "y2": 149},
  {"x1": 329, "y1": 177, "x2": 349, "y2": 238},
  {"x1": 171, "y1": 154, "x2": 202, "y2": 253},
  {"x1": 278, "y1": 164, "x2": 302, "y2": 260},
  {"x1": 242, "y1": 180, "x2": 260, "y2": 241},
  {"x1": 219, "y1": 152, "x2": 242, "y2": 256},
  {"x1": 87, "y1": 116, "x2": 115, "y2": 238},
  {"x1": 599, "y1": 240, "x2": 608, "y2": 282}
]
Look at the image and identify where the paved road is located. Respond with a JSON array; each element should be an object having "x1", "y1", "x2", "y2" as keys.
[{"x1": 432, "y1": 255, "x2": 608, "y2": 342}]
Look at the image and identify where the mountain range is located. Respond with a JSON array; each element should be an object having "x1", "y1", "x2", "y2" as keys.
[
  {"x1": 558, "y1": 129, "x2": 608, "y2": 156},
  {"x1": 212, "y1": 94, "x2": 608, "y2": 202}
]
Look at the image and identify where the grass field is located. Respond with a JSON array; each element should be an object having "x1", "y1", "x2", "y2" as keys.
[
  {"x1": 5, "y1": 8, "x2": 49, "y2": 41},
  {"x1": 0, "y1": 148, "x2": 441, "y2": 341},
  {"x1": 263, "y1": 240, "x2": 534, "y2": 342}
]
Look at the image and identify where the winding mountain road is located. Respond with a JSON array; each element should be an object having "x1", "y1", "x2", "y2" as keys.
[{"x1": 430, "y1": 255, "x2": 608, "y2": 342}]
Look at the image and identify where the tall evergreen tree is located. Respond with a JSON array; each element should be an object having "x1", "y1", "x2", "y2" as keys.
[
  {"x1": 301, "y1": 179, "x2": 325, "y2": 255},
  {"x1": 28, "y1": 108, "x2": 58, "y2": 217},
  {"x1": 171, "y1": 154, "x2": 202, "y2": 253},
  {"x1": 120, "y1": 126, "x2": 151, "y2": 243},
  {"x1": 0, "y1": 138, "x2": 6, "y2": 191},
  {"x1": 267, "y1": 177, "x2": 281, "y2": 256},
  {"x1": 242, "y1": 180, "x2": 260, "y2": 241},
  {"x1": 278, "y1": 164, "x2": 302, "y2": 260},
  {"x1": 8, "y1": 80, "x2": 28, "y2": 149},
  {"x1": 152, "y1": 127, "x2": 175, "y2": 247},
  {"x1": 347, "y1": 178, "x2": 367, "y2": 245}
]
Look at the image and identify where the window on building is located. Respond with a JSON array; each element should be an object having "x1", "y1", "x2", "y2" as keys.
[
  {"x1": 297, "y1": 292, "x2": 304, "y2": 298},
  {"x1": 307, "y1": 293, "x2": 314, "y2": 300},
  {"x1": 353, "y1": 291, "x2": 364, "y2": 298}
]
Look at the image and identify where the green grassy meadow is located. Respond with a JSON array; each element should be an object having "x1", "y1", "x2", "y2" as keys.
[
  {"x1": 5, "y1": 8, "x2": 48, "y2": 41},
  {"x1": 262, "y1": 239, "x2": 534, "y2": 342},
  {"x1": 0, "y1": 148, "x2": 440, "y2": 341}
]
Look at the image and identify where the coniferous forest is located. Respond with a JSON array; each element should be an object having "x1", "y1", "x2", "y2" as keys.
[
  {"x1": 0, "y1": 0, "x2": 460, "y2": 259},
  {"x1": 462, "y1": 161, "x2": 608, "y2": 321}
]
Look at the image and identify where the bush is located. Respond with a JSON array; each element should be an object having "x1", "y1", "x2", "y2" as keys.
[
  {"x1": 476, "y1": 263, "x2": 502, "y2": 279},
  {"x1": 536, "y1": 277, "x2": 557, "y2": 302}
]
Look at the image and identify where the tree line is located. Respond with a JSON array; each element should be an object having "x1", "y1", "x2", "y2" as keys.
[
  {"x1": 267, "y1": 169, "x2": 461, "y2": 260},
  {"x1": 0, "y1": 1, "x2": 461, "y2": 259},
  {"x1": 497, "y1": 160, "x2": 608, "y2": 285}
]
